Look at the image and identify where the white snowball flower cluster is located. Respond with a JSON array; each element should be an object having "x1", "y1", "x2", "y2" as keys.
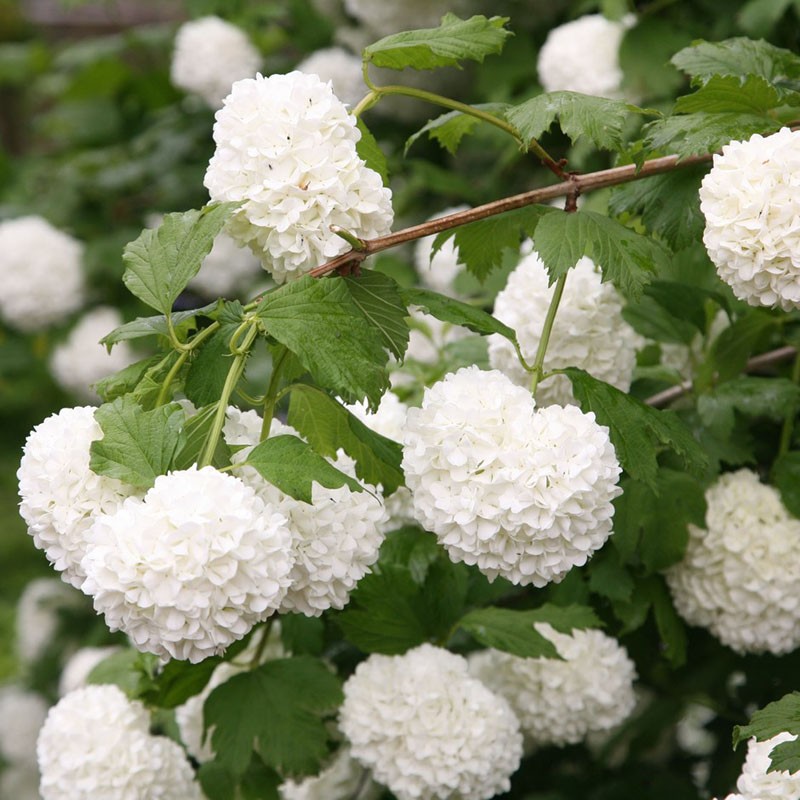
[
  {"x1": 716, "y1": 733, "x2": 800, "y2": 800},
  {"x1": 50, "y1": 307, "x2": 136, "y2": 402},
  {"x1": 176, "y1": 624, "x2": 287, "y2": 762},
  {"x1": 189, "y1": 229, "x2": 262, "y2": 298},
  {"x1": 15, "y1": 577, "x2": 82, "y2": 665},
  {"x1": 468, "y1": 623, "x2": 637, "y2": 747},
  {"x1": 537, "y1": 13, "x2": 634, "y2": 99},
  {"x1": 58, "y1": 646, "x2": 121, "y2": 696},
  {"x1": 296, "y1": 47, "x2": 365, "y2": 108},
  {"x1": 340, "y1": 643, "x2": 523, "y2": 800},
  {"x1": 0, "y1": 216, "x2": 84, "y2": 332},
  {"x1": 488, "y1": 247, "x2": 643, "y2": 407},
  {"x1": 402, "y1": 366, "x2": 622, "y2": 586},
  {"x1": 675, "y1": 704, "x2": 717, "y2": 757},
  {"x1": 37, "y1": 684, "x2": 202, "y2": 800},
  {"x1": 414, "y1": 206, "x2": 470, "y2": 298},
  {"x1": 204, "y1": 71, "x2": 393, "y2": 283},
  {"x1": 279, "y1": 746, "x2": 379, "y2": 800},
  {"x1": 699, "y1": 127, "x2": 800, "y2": 310},
  {"x1": 346, "y1": 392, "x2": 414, "y2": 527},
  {"x1": 0, "y1": 685, "x2": 48, "y2": 767},
  {"x1": 666, "y1": 469, "x2": 800, "y2": 655},
  {"x1": 228, "y1": 409, "x2": 389, "y2": 616},
  {"x1": 17, "y1": 407, "x2": 138, "y2": 589},
  {"x1": 81, "y1": 465, "x2": 294, "y2": 662},
  {"x1": 170, "y1": 16, "x2": 261, "y2": 108}
]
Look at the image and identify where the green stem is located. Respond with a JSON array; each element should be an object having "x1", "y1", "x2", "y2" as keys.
[
  {"x1": 249, "y1": 617, "x2": 275, "y2": 669},
  {"x1": 198, "y1": 324, "x2": 258, "y2": 468},
  {"x1": 778, "y1": 349, "x2": 800, "y2": 457},
  {"x1": 155, "y1": 350, "x2": 189, "y2": 407},
  {"x1": 261, "y1": 346, "x2": 290, "y2": 440},
  {"x1": 530, "y1": 274, "x2": 568, "y2": 396}
]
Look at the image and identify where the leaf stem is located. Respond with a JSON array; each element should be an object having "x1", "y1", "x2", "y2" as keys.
[
  {"x1": 249, "y1": 617, "x2": 275, "y2": 670},
  {"x1": 530, "y1": 274, "x2": 568, "y2": 396},
  {"x1": 155, "y1": 350, "x2": 189, "y2": 407},
  {"x1": 261, "y1": 346, "x2": 290, "y2": 441},
  {"x1": 198, "y1": 323, "x2": 258, "y2": 468},
  {"x1": 778, "y1": 349, "x2": 800, "y2": 457}
]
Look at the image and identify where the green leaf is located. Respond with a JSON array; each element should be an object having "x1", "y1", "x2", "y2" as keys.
[
  {"x1": 697, "y1": 377, "x2": 800, "y2": 438},
  {"x1": 648, "y1": 575, "x2": 687, "y2": 668},
  {"x1": 141, "y1": 656, "x2": 221, "y2": 709},
  {"x1": 198, "y1": 761, "x2": 238, "y2": 800},
  {"x1": 643, "y1": 112, "x2": 780, "y2": 159},
  {"x1": 673, "y1": 74, "x2": 795, "y2": 114},
  {"x1": 122, "y1": 203, "x2": 238, "y2": 314},
  {"x1": 399, "y1": 286, "x2": 517, "y2": 344},
  {"x1": 343, "y1": 269, "x2": 409, "y2": 360},
  {"x1": 534, "y1": 210, "x2": 664, "y2": 300},
  {"x1": 622, "y1": 295, "x2": 698, "y2": 345},
  {"x1": 90, "y1": 397, "x2": 185, "y2": 489},
  {"x1": 244, "y1": 435, "x2": 363, "y2": 504},
  {"x1": 772, "y1": 452, "x2": 800, "y2": 518},
  {"x1": 255, "y1": 276, "x2": 389, "y2": 407},
  {"x1": 287, "y1": 385, "x2": 404, "y2": 494},
  {"x1": 279, "y1": 615, "x2": 324, "y2": 657},
  {"x1": 733, "y1": 693, "x2": 800, "y2": 766},
  {"x1": 364, "y1": 14, "x2": 511, "y2": 71},
  {"x1": 184, "y1": 310, "x2": 243, "y2": 407},
  {"x1": 205, "y1": 657, "x2": 342, "y2": 776},
  {"x1": 587, "y1": 548, "x2": 635, "y2": 603},
  {"x1": 612, "y1": 470, "x2": 706, "y2": 573},
  {"x1": 433, "y1": 205, "x2": 551, "y2": 282},
  {"x1": 457, "y1": 604, "x2": 602, "y2": 659},
  {"x1": 707, "y1": 310, "x2": 779, "y2": 382},
  {"x1": 87, "y1": 649, "x2": 159, "y2": 698},
  {"x1": 671, "y1": 37, "x2": 800, "y2": 86},
  {"x1": 355, "y1": 118, "x2": 388, "y2": 186},
  {"x1": 100, "y1": 303, "x2": 219, "y2": 346},
  {"x1": 507, "y1": 91, "x2": 649, "y2": 152},
  {"x1": 94, "y1": 354, "x2": 166, "y2": 403},
  {"x1": 739, "y1": 0, "x2": 795, "y2": 36},
  {"x1": 608, "y1": 166, "x2": 706, "y2": 251},
  {"x1": 405, "y1": 103, "x2": 510, "y2": 155},
  {"x1": 565, "y1": 368, "x2": 708, "y2": 488},
  {"x1": 172, "y1": 405, "x2": 232, "y2": 471}
]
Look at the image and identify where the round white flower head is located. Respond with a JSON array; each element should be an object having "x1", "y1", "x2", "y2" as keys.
[
  {"x1": 666, "y1": 469, "x2": 800, "y2": 655},
  {"x1": 228, "y1": 412, "x2": 389, "y2": 615},
  {"x1": 37, "y1": 684, "x2": 202, "y2": 800},
  {"x1": 204, "y1": 71, "x2": 393, "y2": 283},
  {"x1": 175, "y1": 624, "x2": 287, "y2": 762},
  {"x1": 700, "y1": 127, "x2": 800, "y2": 310},
  {"x1": 403, "y1": 366, "x2": 622, "y2": 586},
  {"x1": 537, "y1": 13, "x2": 634, "y2": 99},
  {"x1": 0, "y1": 764, "x2": 40, "y2": 800},
  {"x1": 296, "y1": 47, "x2": 365, "y2": 108},
  {"x1": 488, "y1": 248, "x2": 643, "y2": 407},
  {"x1": 340, "y1": 643, "x2": 523, "y2": 800},
  {"x1": 81, "y1": 465, "x2": 295, "y2": 662},
  {"x1": 468, "y1": 623, "x2": 637, "y2": 747},
  {"x1": 58, "y1": 646, "x2": 122, "y2": 696},
  {"x1": 189, "y1": 229, "x2": 262, "y2": 297},
  {"x1": 280, "y1": 746, "x2": 379, "y2": 800},
  {"x1": 414, "y1": 206, "x2": 470, "y2": 298},
  {"x1": 675, "y1": 703, "x2": 717, "y2": 758},
  {"x1": 170, "y1": 16, "x2": 261, "y2": 109},
  {"x1": 17, "y1": 407, "x2": 138, "y2": 589},
  {"x1": 50, "y1": 307, "x2": 136, "y2": 402},
  {"x1": 346, "y1": 393, "x2": 414, "y2": 527},
  {"x1": 15, "y1": 577, "x2": 82, "y2": 666},
  {"x1": 735, "y1": 733, "x2": 800, "y2": 799},
  {"x1": 0, "y1": 685, "x2": 48, "y2": 767},
  {"x1": 0, "y1": 216, "x2": 84, "y2": 332}
]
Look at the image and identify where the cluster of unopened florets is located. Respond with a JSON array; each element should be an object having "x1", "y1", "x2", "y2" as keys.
[
  {"x1": 170, "y1": 15, "x2": 262, "y2": 108},
  {"x1": 468, "y1": 623, "x2": 637, "y2": 748},
  {"x1": 340, "y1": 643, "x2": 523, "y2": 800},
  {"x1": 204, "y1": 71, "x2": 393, "y2": 283},
  {"x1": 37, "y1": 684, "x2": 202, "y2": 799},
  {"x1": 402, "y1": 366, "x2": 622, "y2": 586},
  {"x1": 488, "y1": 247, "x2": 643, "y2": 407},
  {"x1": 666, "y1": 469, "x2": 800, "y2": 655},
  {"x1": 700, "y1": 127, "x2": 800, "y2": 310},
  {"x1": 0, "y1": 216, "x2": 85, "y2": 332}
]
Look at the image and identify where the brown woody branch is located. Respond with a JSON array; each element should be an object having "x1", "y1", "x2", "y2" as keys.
[{"x1": 309, "y1": 151, "x2": 713, "y2": 278}]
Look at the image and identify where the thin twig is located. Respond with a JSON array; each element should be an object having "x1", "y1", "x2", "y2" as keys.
[
  {"x1": 645, "y1": 345, "x2": 798, "y2": 407},
  {"x1": 308, "y1": 151, "x2": 713, "y2": 278}
]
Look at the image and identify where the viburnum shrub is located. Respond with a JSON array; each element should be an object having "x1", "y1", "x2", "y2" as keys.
[{"x1": 8, "y1": 4, "x2": 800, "y2": 800}]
